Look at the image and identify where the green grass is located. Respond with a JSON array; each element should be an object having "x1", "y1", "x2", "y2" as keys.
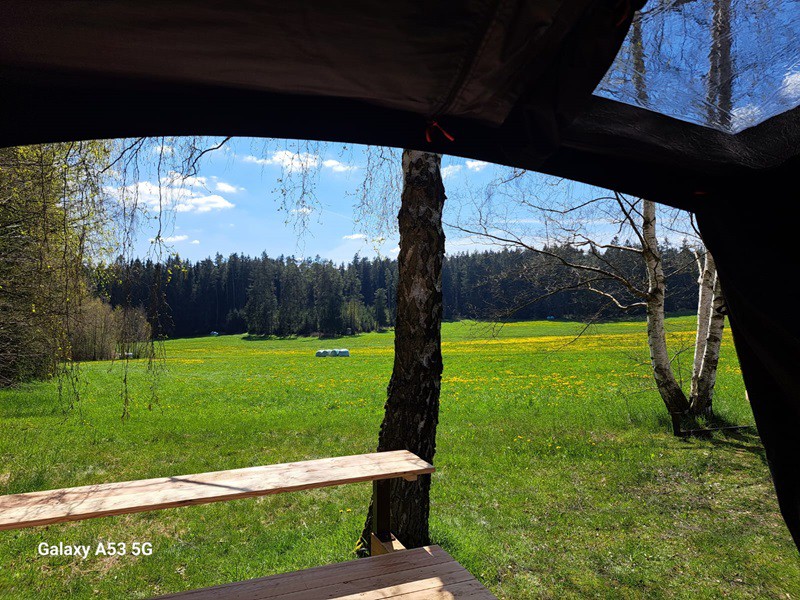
[{"x1": 1, "y1": 317, "x2": 798, "y2": 598}]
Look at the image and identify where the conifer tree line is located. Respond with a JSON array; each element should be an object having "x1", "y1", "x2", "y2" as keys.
[{"x1": 92, "y1": 242, "x2": 700, "y2": 339}]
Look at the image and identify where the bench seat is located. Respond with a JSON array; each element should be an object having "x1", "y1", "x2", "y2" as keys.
[
  {"x1": 154, "y1": 545, "x2": 497, "y2": 599},
  {"x1": 0, "y1": 450, "x2": 433, "y2": 531}
]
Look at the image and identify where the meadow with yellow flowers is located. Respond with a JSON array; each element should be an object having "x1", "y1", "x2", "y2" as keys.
[{"x1": 1, "y1": 317, "x2": 798, "y2": 598}]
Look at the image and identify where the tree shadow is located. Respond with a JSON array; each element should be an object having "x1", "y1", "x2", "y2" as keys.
[
  {"x1": 241, "y1": 334, "x2": 283, "y2": 342},
  {"x1": 667, "y1": 416, "x2": 766, "y2": 467},
  {"x1": 706, "y1": 427, "x2": 767, "y2": 467},
  {"x1": 654, "y1": 411, "x2": 765, "y2": 465},
  {"x1": 241, "y1": 332, "x2": 368, "y2": 342}
]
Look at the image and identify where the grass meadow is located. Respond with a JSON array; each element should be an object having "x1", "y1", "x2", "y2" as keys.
[{"x1": 1, "y1": 317, "x2": 798, "y2": 598}]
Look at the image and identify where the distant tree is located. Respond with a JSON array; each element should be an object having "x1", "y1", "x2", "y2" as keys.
[
  {"x1": 70, "y1": 297, "x2": 119, "y2": 362},
  {"x1": 224, "y1": 309, "x2": 248, "y2": 334},
  {"x1": 373, "y1": 288, "x2": 388, "y2": 330},
  {"x1": 245, "y1": 259, "x2": 278, "y2": 335},
  {"x1": 69, "y1": 298, "x2": 152, "y2": 362},
  {"x1": 276, "y1": 259, "x2": 305, "y2": 335},
  {"x1": 313, "y1": 262, "x2": 345, "y2": 337}
]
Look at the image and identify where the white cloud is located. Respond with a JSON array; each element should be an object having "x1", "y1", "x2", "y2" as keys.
[
  {"x1": 781, "y1": 71, "x2": 800, "y2": 101},
  {"x1": 441, "y1": 165, "x2": 463, "y2": 180},
  {"x1": 177, "y1": 174, "x2": 208, "y2": 188},
  {"x1": 390, "y1": 246, "x2": 400, "y2": 254},
  {"x1": 150, "y1": 234, "x2": 188, "y2": 243},
  {"x1": 291, "y1": 206, "x2": 314, "y2": 216},
  {"x1": 190, "y1": 239, "x2": 200, "y2": 245},
  {"x1": 111, "y1": 179, "x2": 235, "y2": 215},
  {"x1": 175, "y1": 195, "x2": 233, "y2": 213},
  {"x1": 466, "y1": 160, "x2": 489, "y2": 172},
  {"x1": 343, "y1": 233, "x2": 367, "y2": 240},
  {"x1": 152, "y1": 144, "x2": 174, "y2": 156},
  {"x1": 504, "y1": 218, "x2": 542, "y2": 225},
  {"x1": 172, "y1": 174, "x2": 242, "y2": 194},
  {"x1": 323, "y1": 159, "x2": 356, "y2": 172},
  {"x1": 244, "y1": 151, "x2": 320, "y2": 173},
  {"x1": 214, "y1": 181, "x2": 242, "y2": 193},
  {"x1": 244, "y1": 152, "x2": 356, "y2": 174}
]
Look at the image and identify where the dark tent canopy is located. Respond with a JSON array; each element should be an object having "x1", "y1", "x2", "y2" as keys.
[{"x1": 2, "y1": 0, "x2": 799, "y2": 550}]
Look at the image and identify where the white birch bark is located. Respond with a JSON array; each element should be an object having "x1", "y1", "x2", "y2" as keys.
[
  {"x1": 693, "y1": 271, "x2": 725, "y2": 416},
  {"x1": 362, "y1": 149, "x2": 445, "y2": 550},
  {"x1": 642, "y1": 200, "x2": 690, "y2": 433},
  {"x1": 691, "y1": 251, "x2": 716, "y2": 401}
]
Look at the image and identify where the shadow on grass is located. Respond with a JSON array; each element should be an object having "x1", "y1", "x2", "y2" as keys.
[
  {"x1": 242, "y1": 334, "x2": 292, "y2": 342},
  {"x1": 653, "y1": 409, "x2": 766, "y2": 465},
  {"x1": 241, "y1": 333, "x2": 366, "y2": 342},
  {"x1": 0, "y1": 386, "x2": 65, "y2": 420},
  {"x1": 707, "y1": 427, "x2": 767, "y2": 467},
  {"x1": 660, "y1": 411, "x2": 766, "y2": 467}
]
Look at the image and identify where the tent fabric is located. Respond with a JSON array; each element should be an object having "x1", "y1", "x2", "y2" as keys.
[
  {"x1": 3, "y1": 1, "x2": 566, "y2": 126},
  {"x1": 696, "y1": 191, "x2": 800, "y2": 550},
  {"x1": 540, "y1": 97, "x2": 800, "y2": 210},
  {"x1": 2, "y1": 0, "x2": 800, "y2": 552},
  {"x1": 596, "y1": 0, "x2": 800, "y2": 133},
  {"x1": 0, "y1": 0, "x2": 636, "y2": 144}
]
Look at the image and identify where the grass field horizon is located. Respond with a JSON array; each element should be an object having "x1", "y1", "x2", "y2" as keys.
[{"x1": 1, "y1": 317, "x2": 798, "y2": 598}]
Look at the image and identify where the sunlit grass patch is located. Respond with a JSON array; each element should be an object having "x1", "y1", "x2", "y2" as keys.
[{"x1": 0, "y1": 317, "x2": 797, "y2": 598}]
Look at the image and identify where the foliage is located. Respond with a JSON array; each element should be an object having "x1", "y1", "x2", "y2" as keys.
[
  {"x1": 93, "y1": 244, "x2": 700, "y2": 339},
  {"x1": 373, "y1": 288, "x2": 388, "y2": 330},
  {"x1": 69, "y1": 297, "x2": 151, "y2": 361},
  {"x1": 0, "y1": 142, "x2": 111, "y2": 387},
  {"x1": 0, "y1": 319, "x2": 797, "y2": 598}
]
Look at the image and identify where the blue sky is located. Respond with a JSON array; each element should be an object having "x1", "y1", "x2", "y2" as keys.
[
  {"x1": 125, "y1": 139, "x2": 510, "y2": 264},
  {"x1": 120, "y1": 137, "x2": 694, "y2": 265}
]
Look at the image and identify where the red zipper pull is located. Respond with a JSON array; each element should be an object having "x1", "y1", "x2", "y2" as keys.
[{"x1": 425, "y1": 120, "x2": 455, "y2": 143}]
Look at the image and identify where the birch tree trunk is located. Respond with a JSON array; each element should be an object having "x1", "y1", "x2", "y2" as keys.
[
  {"x1": 691, "y1": 272, "x2": 725, "y2": 417},
  {"x1": 691, "y1": 252, "x2": 716, "y2": 400},
  {"x1": 361, "y1": 150, "x2": 445, "y2": 549},
  {"x1": 684, "y1": 0, "x2": 732, "y2": 420},
  {"x1": 642, "y1": 200, "x2": 690, "y2": 434}
]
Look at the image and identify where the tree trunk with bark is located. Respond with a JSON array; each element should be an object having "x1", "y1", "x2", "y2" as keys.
[
  {"x1": 642, "y1": 200, "x2": 691, "y2": 434},
  {"x1": 691, "y1": 271, "x2": 725, "y2": 417},
  {"x1": 691, "y1": 251, "x2": 716, "y2": 400},
  {"x1": 360, "y1": 150, "x2": 445, "y2": 550}
]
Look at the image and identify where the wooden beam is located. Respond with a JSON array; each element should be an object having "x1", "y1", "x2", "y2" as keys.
[
  {"x1": 0, "y1": 451, "x2": 434, "y2": 531},
  {"x1": 371, "y1": 478, "x2": 392, "y2": 555}
]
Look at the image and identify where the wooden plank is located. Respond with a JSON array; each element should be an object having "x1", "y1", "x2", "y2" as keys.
[
  {"x1": 156, "y1": 546, "x2": 457, "y2": 600},
  {"x1": 385, "y1": 580, "x2": 498, "y2": 599},
  {"x1": 153, "y1": 546, "x2": 446, "y2": 599},
  {"x1": 153, "y1": 546, "x2": 497, "y2": 599},
  {"x1": 0, "y1": 451, "x2": 433, "y2": 531},
  {"x1": 266, "y1": 563, "x2": 481, "y2": 600}
]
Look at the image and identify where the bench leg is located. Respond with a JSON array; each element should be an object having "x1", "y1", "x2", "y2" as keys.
[
  {"x1": 370, "y1": 479, "x2": 408, "y2": 556},
  {"x1": 371, "y1": 479, "x2": 391, "y2": 555}
]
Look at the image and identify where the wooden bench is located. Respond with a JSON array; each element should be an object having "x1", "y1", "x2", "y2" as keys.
[{"x1": 0, "y1": 450, "x2": 496, "y2": 599}]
